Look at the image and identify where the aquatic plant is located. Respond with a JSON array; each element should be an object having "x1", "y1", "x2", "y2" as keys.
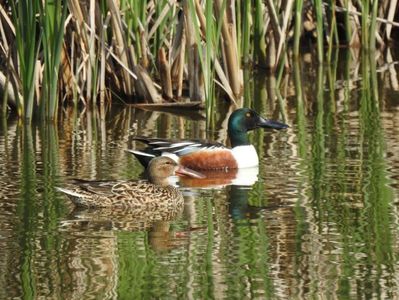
[{"x1": 0, "y1": 0, "x2": 398, "y2": 122}]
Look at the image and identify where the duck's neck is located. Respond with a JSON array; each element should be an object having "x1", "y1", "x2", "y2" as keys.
[
  {"x1": 148, "y1": 175, "x2": 170, "y2": 187},
  {"x1": 228, "y1": 129, "x2": 249, "y2": 148}
]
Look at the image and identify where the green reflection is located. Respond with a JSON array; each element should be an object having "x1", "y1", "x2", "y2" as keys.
[
  {"x1": 355, "y1": 51, "x2": 395, "y2": 296},
  {"x1": 18, "y1": 125, "x2": 37, "y2": 299}
]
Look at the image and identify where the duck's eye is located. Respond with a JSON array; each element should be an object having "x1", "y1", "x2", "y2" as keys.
[{"x1": 246, "y1": 112, "x2": 251, "y2": 118}]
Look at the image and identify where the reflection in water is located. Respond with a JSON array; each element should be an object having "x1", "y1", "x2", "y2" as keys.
[
  {"x1": 61, "y1": 200, "x2": 184, "y2": 233},
  {"x1": 179, "y1": 166, "x2": 259, "y2": 188},
  {"x1": 0, "y1": 49, "x2": 398, "y2": 298}
]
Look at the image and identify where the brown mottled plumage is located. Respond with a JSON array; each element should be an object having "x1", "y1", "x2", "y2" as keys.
[{"x1": 57, "y1": 157, "x2": 189, "y2": 209}]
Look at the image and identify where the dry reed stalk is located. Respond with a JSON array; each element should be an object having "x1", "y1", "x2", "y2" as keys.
[
  {"x1": 67, "y1": 0, "x2": 89, "y2": 51},
  {"x1": 148, "y1": 0, "x2": 177, "y2": 39},
  {"x1": 265, "y1": 0, "x2": 282, "y2": 60},
  {"x1": 266, "y1": 30, "x2": 277, "y2": 68},
  {"x1": 263, "y1": 0, "x2": 289, "y2": 69},
  {"x1": 184, "y1": 0, "x2": 204, "y2": 102},
  {"x1": 0, "y1": 7, "x2": 19, "y2": 106},
  {"x1": 0, "y1": 5, "x2": 14, "y2": 62},
  {"x1": 60, "y1": 44, "x2": 74, "y2": 99},
  {"x1": 386, "y1": 0, "x2": 398, "y2": 40},
  {"x1": 194, "y1": 0, "x2": 206, "y2": 37},
  {"x1": 107, "y1": 0, "x2": 133, "y2": 95},
  {"x1": 170, "y1": 14, "x2": 186, "y2": 98},
  {"x1": 275, "y1": 0, "x2": 294, "y2": 66},
  {"x1": 132, "y1": 64, "x2": 162, "y2": 103},
  {"x1": 191, "y1": 0, "x2": 238, "y2": 102},
  {"x1": 227, "y1": 0, "x2": 238, "y2": 63},
  {"x1": 192, "y1": 43, "x2": 205, "y2": 102},
  {"x1": 67, "y1": 0, "x2": 91, "y2": 103},
  {"x1": 0, "y1": 70, "x2": 18, "y2": 107},
  {"x1": 214, "y1": 0, "x2": 241, "y2": 98},
  {"x1": 140, "y1": 30, "x2": 149, "y2": 68},
  {"x1": 35, "y1": 60, "x2": 41, "y2": 103},
  {"x1": 158, "y1": 48, "x2": 173, "y2": 100},
  {"x1": 386, "y1": 49, "x2": 399, "y2": 91},
  {"x1": 214, "y1": 58, "x2": 235, "y2": 103}
]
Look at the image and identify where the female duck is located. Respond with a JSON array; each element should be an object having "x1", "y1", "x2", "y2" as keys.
[
  {"x1": 128, "y1": 108, "x2": 288, "y2": 170},
  {"x1": 57, "y1": 157, "x2": 199, "y2": 209}
]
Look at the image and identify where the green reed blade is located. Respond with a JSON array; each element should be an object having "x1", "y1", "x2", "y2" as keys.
[
  {"x1": 362, "y1": 0, "x2": 369, "y2": 48},
  {"x1": 314, "y1": 0, "x2": 324, "y2": 62},
  {"x1": 293, "y1": 0, "x2": 303, "y2": 57},
  {"x1": 254, "y1": 0, "x2": 266, "y2": 65},
  {"x1": 369, "y1": 0, "x2": 378, "y2": 51},
  {"x1": 327, "y1": 1, "x2": 338, "y2": 62},
  {"x1": 242, "y1": 0, "x2": 251, "y2": 64},
  {"x1": 205, "y1": 0, "x2": 214, "y2": 120},
  {"x1": 343, "y1": 0, "x2": 352, "y2": 45},
  {"x1": 10, "y1": 0, "x2": 41, "y2": 122},
  {"x1": 40, "y1": 0, "x2": 67, "y2": 121}
]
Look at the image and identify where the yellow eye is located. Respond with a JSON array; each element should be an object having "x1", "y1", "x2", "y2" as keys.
[{"x1": 246, "y1": 112, "x2": 251, "y2": 118}]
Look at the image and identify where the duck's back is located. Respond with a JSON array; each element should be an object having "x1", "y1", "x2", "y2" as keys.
[{"x1": 58, "y1": 180, "x2": 183, "y2": 209}]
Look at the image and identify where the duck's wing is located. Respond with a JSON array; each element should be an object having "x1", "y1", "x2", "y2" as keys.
[
  {"x1": 68, "y1": 179, "x2": 125, "y2": 196},
  {"x1": 128, "y1": 136, "x2": 227, "y2": 167},
  {"x1": 57, "y1": 179, "x2": 148, "y2": 208}
]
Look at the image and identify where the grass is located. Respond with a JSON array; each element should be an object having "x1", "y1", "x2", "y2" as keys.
[{"x1": 0, "y1": 0, "x2": 398, "y2": 122}]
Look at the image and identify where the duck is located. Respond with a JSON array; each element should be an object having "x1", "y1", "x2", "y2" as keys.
[
  {"x1": 57, "y1": 157, "x2": 201, "y2": 209},
  {"x1": 127, "y1": 108, "x2": 288, "y2": 170}
]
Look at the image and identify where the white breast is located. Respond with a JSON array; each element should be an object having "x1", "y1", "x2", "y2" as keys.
[{"x1": 231, "y1": 145, "x2": 259, "y2": 168}]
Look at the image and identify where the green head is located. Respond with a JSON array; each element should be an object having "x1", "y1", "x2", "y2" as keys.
[{"x1": 227, "y1": 108, "x2": 289, "y2": 147}]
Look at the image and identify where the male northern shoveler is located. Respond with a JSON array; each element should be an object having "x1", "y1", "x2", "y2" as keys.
[
  {"x1": 57, "y1": 157, "x2": 201, "y2": 209},
  {"x1": 127, "y1": 108, "x2": 288, "y2": 170}
]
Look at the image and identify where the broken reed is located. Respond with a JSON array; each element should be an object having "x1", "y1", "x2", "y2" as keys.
[{"x1": 1, "y1": 0, "x2": 398, "y2": 122}]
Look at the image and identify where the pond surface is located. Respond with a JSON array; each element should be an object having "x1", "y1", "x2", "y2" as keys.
[{"x1": 0, "y1": 53, "x2": 399, "y2": 299}]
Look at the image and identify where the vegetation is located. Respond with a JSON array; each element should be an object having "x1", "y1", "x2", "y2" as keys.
[{"x1": 0, "y1": 0, "x2": 398, "y2": 122}]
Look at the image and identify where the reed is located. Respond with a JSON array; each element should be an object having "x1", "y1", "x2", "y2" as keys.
[
  {"x1": 10, "y1": 0, "x2": 41, "y2": 122},
  {"x1": 293, "y1": 0, "x2": 303, "y2": 57},
  {"x1": 204, "y1": 0, "x2": 216, "y2": 120},
  {"x1": 326, "y1": 1, "x2": 338, "y2": 62},
  {"x1": 242, "y1": 0, "x2": 251, "y2": 64},
  {"x1": 254, "y1": 0, "x2": 267, "y2": 65},
  {"x1": 40, "y1": 0, "x2": 67, "y2": 121},
  {"x1": 369, "y1": 0, "x2": 379, "y2": 51},
  {"x1": 362, "y1": 1, "x2": 370, "y2": 48},
  {"x1": 314, "y1": 0, "x2": 324, "y2": 63},
  {"x1": 1, "y1": 0, "x2": 399, "y2": 121}
]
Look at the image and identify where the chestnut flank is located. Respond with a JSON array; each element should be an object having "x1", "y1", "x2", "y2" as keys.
[{"x1": 180, "y1": 150, "x2": 238, "y2": 170}]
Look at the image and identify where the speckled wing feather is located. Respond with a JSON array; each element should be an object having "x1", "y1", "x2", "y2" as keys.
[{"x1": 58, "y1": 179, "x2": 183, "y2": 209}]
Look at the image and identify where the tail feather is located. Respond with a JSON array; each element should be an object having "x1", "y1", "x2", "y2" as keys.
[
  {"x1": 56, "y1": 187, "x2": 91, "y2": 207},
  {"x1": 56, "y1": 187, "x2": 85, "y2": 198},
  {"x1": 126, "y1": 149, "x2": 156, "y2": 167},
  {"x1": 133, "y1": 136, "x2": 167, "y2": 145}
]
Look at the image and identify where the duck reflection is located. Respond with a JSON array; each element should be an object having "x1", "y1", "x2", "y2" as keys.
[
  {"x1": 58, "y1": 198, "x2": 187, "y2": 299},
  {"x1": 63, "y1": 201, "x2": 183, "y2": 230},
  {"x1": 60, "y1": 196, "x2": 187, "y2": 253},
  {"x1": 227, "y1": 185, "x2": 264, "y2": 220},
  {"x1": 177, "y1": 166, "x2": 259, "y2": 188}
]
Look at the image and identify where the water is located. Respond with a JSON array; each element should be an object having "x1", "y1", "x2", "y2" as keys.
[{"x1": 0, "y1": 54, "x2": 399, "y2": 299}]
